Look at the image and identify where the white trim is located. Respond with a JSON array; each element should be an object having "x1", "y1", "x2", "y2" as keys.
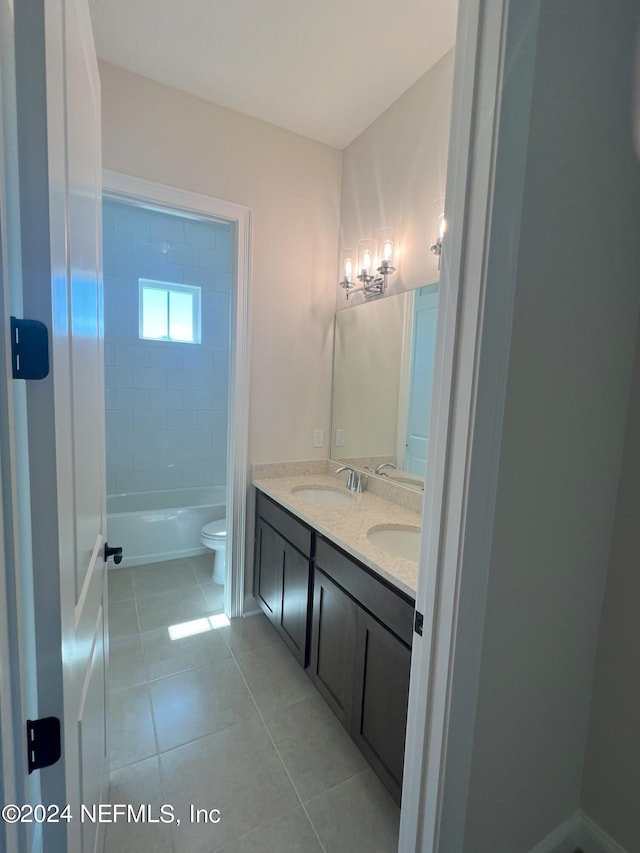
[
  {"x1": 529, "y1": 813, "x2": 582, "y2": 853},
  {"x1": 102, "y1": 169, "x2": 252, "y2": 618},
  {"x1": 242, "y1": 594, "x2": 260, "y2": 616},
  {"x1": 577, "y1": 812, "x2": 629, "y2": 853},
  {"x1": 0, "y1": 67, "x2": 23, "y2": 853},
  {"x1": 529, "y1": 811, "x2": 629, "y2": 853},
  {"x1": 400, "y1": 0, "x2": 543, "y2": 849},
  {"x1": 396, "y1": 288, "x2": 414, "y2": 470},
  {"x1": 399, "y1": 0, "x2": 485, "y2": 844},
  {"x1": 0, "y1": 7, "x2": 32, "y2": 849}
]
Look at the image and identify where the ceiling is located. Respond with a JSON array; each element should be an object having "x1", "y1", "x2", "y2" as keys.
[{"x1": 88, "y1": 0, "x2": 458, "y2": 149}]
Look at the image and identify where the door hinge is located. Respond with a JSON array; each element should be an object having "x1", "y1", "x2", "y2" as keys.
[
  {"x1": 26, "y1": 717, "x2": 61, "y2": 774},
  {"x1": 414, "y1": 610, "x2": 424, "y2": 637},
  {"x1": 10, "y1": 316, "x2": 50, "y2": 380}
]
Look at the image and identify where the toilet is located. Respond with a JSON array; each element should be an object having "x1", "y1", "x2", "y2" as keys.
[{"x1": 200, "y1": 519, "x2": 227, "y2": 585}]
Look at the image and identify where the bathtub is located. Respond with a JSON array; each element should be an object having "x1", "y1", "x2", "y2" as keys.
[{"x1": 106, "y1": 486, "x2": 226, "y2": 567}]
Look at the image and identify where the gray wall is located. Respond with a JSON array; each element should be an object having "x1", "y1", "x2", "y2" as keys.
[
  {"x1": 581, "y1": 308, "x2": 640, "y2": 848},
  {"x1": 462, "y1": 1, "x2": 640, "y2": 850}
]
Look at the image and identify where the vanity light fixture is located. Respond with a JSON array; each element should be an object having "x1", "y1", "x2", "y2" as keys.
[{"x1": 339, "y1": 229, "x2": 397, "y2": 300}]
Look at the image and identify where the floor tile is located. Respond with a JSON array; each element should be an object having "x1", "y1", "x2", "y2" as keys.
[
  {"x1": 109, "y1": 597, "x2": 140, "y2": 638},
  {"x1": 235, "y1": 640, "x2": 315, "y2": 715},
  {"x1": 200, "y1": 581, "x2": 225, "y2": 613},
  {"x1": 141, "y1": 624, "x2": 231, "y2": 682},
  {"x1": 137, "y1": 586, "x2": 209, "y2": 632},
  {"x1": 109, "y1": 684, "x2": 157, "y2": 771},
  {"x1": 132, "y1": 559, "x2": 199, "y2": 598},
  {"x1": 214, "y1": 806, "x2": 323, "y2": 853},
  {"x1": 106, "y1": 561, "x2": 400, "y2": 852},
  {"x1": 105, "y1": 757, "x2": 174, "y2": 853},
  {"x1": 107, "y1": 567, "x2": 134, "y2": 603},
  {"x1": 109, "y1": 633, "x2": 146, "y2": 691},
  {"x1": 264, "y1": 693, "x2": 368, "y2": 802},
  {"x1": 105, "y1": 818, "x2": 174, "y2": 853},
  {"x1": 150, "y1": 661, "x2": 257, "y2": 752},
  {"x1": 305, "y1": 769, "x2": 400, "y2": 853},
  {"x1": 162, "y1": 717, "x2": 298, "y2": 853},
  {"x1": 219, "y1": 613, "x2": 280, "y2": 657},
  {"x1": 191, "y1": 553, "x2": 214, "y2": 583}
]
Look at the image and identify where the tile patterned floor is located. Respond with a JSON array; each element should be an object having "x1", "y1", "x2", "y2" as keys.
[{"x1": 106, "y1": 556, "x2": 400, "y2": 853}]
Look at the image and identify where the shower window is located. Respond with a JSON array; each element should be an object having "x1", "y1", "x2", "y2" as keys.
[{"x1": 138, "y1": 279, "x2": 201, "y2": 344}]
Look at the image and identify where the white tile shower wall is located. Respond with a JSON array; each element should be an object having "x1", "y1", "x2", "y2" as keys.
[{"x1": 103, "y1": 199, "x2": 230, "y2": 495}]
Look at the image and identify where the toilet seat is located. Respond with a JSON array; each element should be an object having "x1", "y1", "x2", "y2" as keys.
[{"x1": 201, "y1": 519, "x2": 227, "y2": 541}]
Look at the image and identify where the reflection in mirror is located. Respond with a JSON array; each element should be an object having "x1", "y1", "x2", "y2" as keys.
[{"x1": 331, "y1": 284, "x2": 439, "y2": 491}]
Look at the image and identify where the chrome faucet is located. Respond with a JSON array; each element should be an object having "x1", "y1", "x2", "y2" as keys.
[
  {"x1": 335, "y1": 465, "x2": 367, "y2": 493},
  {"x1": 374, "y1": 462, "x2": 398, "y2": 475}
]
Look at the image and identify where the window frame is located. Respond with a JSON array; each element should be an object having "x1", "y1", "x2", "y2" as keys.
[{"x1": 138, "y1": 278, "x2": 202, "y2": 344}]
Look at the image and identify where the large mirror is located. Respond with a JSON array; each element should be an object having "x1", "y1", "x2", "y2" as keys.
[{"x1": 331, "y1": 283, "x2": 439, "y2": 491}]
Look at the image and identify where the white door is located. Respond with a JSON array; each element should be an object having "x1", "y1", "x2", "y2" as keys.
[
  {"x1": 13, "y1": 0, "x2": 108, "y2": 851},
  {"x1": 405, "y1": 285, "x2": 439, "y2": 477}
]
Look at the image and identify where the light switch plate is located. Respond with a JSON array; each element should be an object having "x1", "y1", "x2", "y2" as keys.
[
  {"x1": 335, "y1": 428, "x2": 345, "y2": 447},
  {"x1": 313, "y1": 429, "x2": 324, "y2": 448}
]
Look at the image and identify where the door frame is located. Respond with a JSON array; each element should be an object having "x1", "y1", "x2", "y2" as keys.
[
  {"x1": 400, "y1": 0, "x2": 542, "y2": 849},
  {"x1": 101, "y1": 170, "x2": 252, "y2": 618},
  {"x1": 0, "y1": 54, "x2": 25, "y2": 853}
]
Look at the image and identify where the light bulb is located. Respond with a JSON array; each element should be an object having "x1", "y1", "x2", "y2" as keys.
[
  {"x1": 345, "y1": 259, "x2": 353, "y2": 281},
  {"x1": 439, "y1": 218, "x2": 447, "y2": 240},
  {"x1": 362, "y1": 251, "x2": 371, "y2": 273},
  {"x1": 383, "y1": 240, "x2": 393, "y2": 262}
]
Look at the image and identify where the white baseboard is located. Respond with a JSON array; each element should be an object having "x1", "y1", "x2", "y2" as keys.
[
  {"x1": 530, "y1": 812, "x2": 583, "y2": 853},
  {"x1": 242, "y1": 594, "x2": 260, "y2": 615},
  {"x1": 530, "y1": 810, "x2": 628, "y2": 853},
  {"x1": 575, "y1": 811, "x2": 628, "y2": 853}
]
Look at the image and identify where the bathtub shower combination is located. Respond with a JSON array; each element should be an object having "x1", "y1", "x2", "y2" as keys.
[{"x1": 107, "y1": 486, "x2": 225, "y2": 567}]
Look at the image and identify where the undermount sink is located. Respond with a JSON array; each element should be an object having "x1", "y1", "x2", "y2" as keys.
[
  {"x1": 367, "y1": 524, "x2": 421, "y2": 562},
  {"x1": 290, "y1": 485, "x2": 353, "y2": 506}
]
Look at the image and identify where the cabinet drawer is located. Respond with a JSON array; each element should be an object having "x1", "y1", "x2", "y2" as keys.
[
  {"x1": 315, "y1": 536, "x2": 414, "y2": 647},
  {"x1": 256, "y1": 490, "x2": 312, "y2": 557}
]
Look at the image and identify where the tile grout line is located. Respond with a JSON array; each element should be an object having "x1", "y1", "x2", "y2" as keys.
[
  {"x1": 221, "y1": 638, "x2": 328, "y2": 853},
  {"x1": 119, "y1": 567, "x2": 178, "y2": 852},
  {"x1": 111, "y1": 566, "x2": 379, "y2": 851}
]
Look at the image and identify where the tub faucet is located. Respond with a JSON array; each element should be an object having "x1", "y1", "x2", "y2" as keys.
[
  {"x1": 374, "y1": 462, "x2": 398, "y2": 476},
  {"x1": 335, "y1": 466, "x2": 367, "y2": 493}
]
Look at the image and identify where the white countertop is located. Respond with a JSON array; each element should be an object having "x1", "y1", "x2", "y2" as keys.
[{"x1": 252, "y1": 473, "x2": 421, "y2": 597}]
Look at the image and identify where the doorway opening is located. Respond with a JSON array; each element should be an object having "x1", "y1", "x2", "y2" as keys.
[
  {"x1": 102, "y1": 171, "x2": 251, "y2": 619},
  {"x1": 103, "y1": 196, "x2": 231, "y2": 615}
]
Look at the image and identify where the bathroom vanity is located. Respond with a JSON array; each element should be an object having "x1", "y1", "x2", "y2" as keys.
[{"x1": 252, "y1": 478, "x2": 418, "y2": 804}]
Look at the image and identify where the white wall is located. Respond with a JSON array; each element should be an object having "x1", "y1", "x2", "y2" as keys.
[
  {"x1": 580, "y1": 308, "x2": 640, "y2": 849},
  {"x1": 338, "y1": 49, "x2": 454, "y2": 307},
  {"x1": 99, "y1": 62, "x2": 342, "y2": 466},
  {"x1": 461, "y1": 2, "x2": 640, "y2": 850}
]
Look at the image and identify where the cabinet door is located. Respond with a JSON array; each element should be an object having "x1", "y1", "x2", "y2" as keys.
[
  {"x1": 255, "y1": 519, "x2": 281, "y2": 620},
  {"x1": 279, "y1": 542, "x2": 311, "y2": 666},
  {"x1": 309, "y1": 569, "x2": 357, "y2": 728},
  {"x1": 352, "y1": 608, "x2": 411, "y2": 805}
]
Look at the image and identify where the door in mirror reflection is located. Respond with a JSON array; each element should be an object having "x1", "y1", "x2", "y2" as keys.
[
  {"x1": 404, "y1": 286, "x2": 438, "y2": 477},
  {"x1": 331, "y1": 283, "x2": 439, "y2": 489}
]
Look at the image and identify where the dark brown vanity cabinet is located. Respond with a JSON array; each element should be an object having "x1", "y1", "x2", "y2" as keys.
[
  {"x1": 254, "y1": 491, "x2": 313, "y2": 666},
  {"x1": 253, "y1": 489, "x2": 415, "y2": 804},
  {"x1": 309, "y1": 567, "x2": 358, "y2": 729},
  {"x1": 309, "y1": 536, "x2": 414, "y2": 805}
]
